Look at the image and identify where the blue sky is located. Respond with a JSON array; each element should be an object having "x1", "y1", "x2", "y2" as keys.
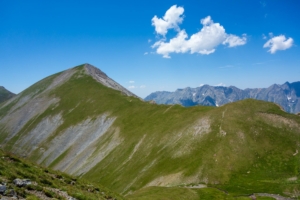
[{"x1": 1, "y1": 0, "x2": 300, "y2": 98}]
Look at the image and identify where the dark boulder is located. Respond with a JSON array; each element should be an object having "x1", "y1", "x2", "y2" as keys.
[{"x1": 0, "y1": 184, "x2": 6, "y2": 194}]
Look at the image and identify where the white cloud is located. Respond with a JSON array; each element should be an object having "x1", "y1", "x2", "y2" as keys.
[
  {"x1": 262, "y1": 34, "x2": 267, "y2": 40},
  {"x1": 151, "y1": 7, "x2": 247, "y2": 58},
  {"x1": 219, "y1": 65, "x2": 234, "y2": 69},
  {"x1": 263, "y1": 35, "x2": 293, "y2": 54},
  {"x1": 151, "y1": 5, "x2": 184, "y2": 36},
  {"x1": 260, "y1": 1, "x2": 267, "y2": 7},
  {"x1": 200, "y1": 16, "x2": 213, "y2": 26},
  {"x1": 128, "y1": 85, "x2": 135, "y2": 89},
  {"x1": 269, "y1": 32, "x2": 273, "y2": 37},
  {"x1": 129, "y1": 80, "x2": 135, "y2": 84},
  {"x1": 148, "y1": 39, "x2": 152, "y2": 43},
  {"x1": 222, "y1": 34, "x2": 247, "y2": 47},
  {"x1": 140, "y1": 85, "x2": 146, "y2": 88},
  {"x1": 144, "y1": 52, "x2": 149, "y2": 55},
  {"x1": 215, "y1": 83, "x2": 226, "y2": 87}
]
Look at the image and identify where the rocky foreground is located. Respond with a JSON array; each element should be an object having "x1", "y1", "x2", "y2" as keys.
[{"x1": 0, "y1": 150, "x2": 123, "y2": 200}]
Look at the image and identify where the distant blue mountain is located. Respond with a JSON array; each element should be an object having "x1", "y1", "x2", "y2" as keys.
[{"x1": 145, "y1": 81, "x2": 300, "y2": 114}]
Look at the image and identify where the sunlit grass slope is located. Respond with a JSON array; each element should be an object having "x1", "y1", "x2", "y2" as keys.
[
  {"x1": 0, "y1": 149, "x2": 124, "y2": 200},
  {"x1": 0, "y1": 65, "x2": 299, "y2": 199}
]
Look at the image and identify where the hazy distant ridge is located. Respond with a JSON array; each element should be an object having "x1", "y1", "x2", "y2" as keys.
[{"x1": 145, "y1": 81, "x2": 300, "y2": 113}]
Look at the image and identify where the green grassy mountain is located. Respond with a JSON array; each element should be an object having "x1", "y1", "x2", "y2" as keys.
[
  {"x1": 0, "y1": 86, "x2": 15, "y2": 104},
  {"x1": 0, "y1": 64, "x2": 299, "y2": 199}
]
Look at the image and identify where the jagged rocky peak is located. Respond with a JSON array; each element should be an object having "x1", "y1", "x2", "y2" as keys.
[
  {"x1": 145, "y1": 81, "x2": 300, "y2": 113},
  {"x1": 84, "y1": 63, "x2": 141, "y2": 99}
]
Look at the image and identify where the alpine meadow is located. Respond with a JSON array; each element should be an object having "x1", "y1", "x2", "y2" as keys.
[{"x1": 0, "y1": 64, "x2": 299, "y2": 199}]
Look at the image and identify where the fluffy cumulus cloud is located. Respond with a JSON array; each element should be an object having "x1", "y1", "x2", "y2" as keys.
[
  {"x1": 223, "y1": 34, "x2": 247, "y2": 47},
  {"x1": 151, "y1": 6, "x2": 247, "y2": 58},
  {"x1": 151, "y1": 5, "x2": 184, "y2": 36},
  {"x1": 263, "y1": 35, "x2": 293, "y2": 54}
]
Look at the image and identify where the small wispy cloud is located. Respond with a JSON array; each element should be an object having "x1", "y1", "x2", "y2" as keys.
[
  {"x1": 148, "y1": 39, "x2": 152, "y2": 43},
  {"x1": 263, "y1": 34, "x2": 293, "y2": 54},
  {"x1": 260, "y1": 1, "x2": 267, "y2": 7},
  {"x1": 252, "y1": 62, "x2": 265, "y2": 65},
  {"x1": 144, "y1": 52, "x2": 149, "y2": 55},
  {"x1": 262, "y1": 34, "x2": 267, "y2": 40},
  {"x1": 128, "y1": 85, "x2": 135, "y2": 89},
  {"x1": 129, "y1": 80, "x2": 135, "y2": 84},
  {"x1": 215, "y1": 83, "x2": 226, "y2": 87},
  {"x1": 140, "y1": 85, "x2": 146, "y2": 89},
  {"x1": 269, "y1": 32, "x2": 274, "y2": 37},
  {"x1": 219, "y1": 65, "x2": 234, "y2": 69},
  {"x1": 252, "y1": 59, "x2": 278, "y2": 65}
]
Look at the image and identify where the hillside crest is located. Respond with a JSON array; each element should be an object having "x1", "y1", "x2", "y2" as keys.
[{"x1": 0, "y1": 64, "x2": 299, "y2": 199}]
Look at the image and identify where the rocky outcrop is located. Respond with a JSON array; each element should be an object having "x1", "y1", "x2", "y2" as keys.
[
  {"x1": 13, "y1": 179, "x2": 31, "y2": 187},
  {"x1": 145, "y1": 81, "x2": 300, "y2": 113},
  {"x1": 84, "y1": 64, "x2": 141, "y2": 99}
]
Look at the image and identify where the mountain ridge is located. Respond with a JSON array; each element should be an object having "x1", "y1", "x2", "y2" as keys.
[
  {"x1": 145, "y1": 81, "x2": 300, "y2": 113},
  {"x1": 0, "y1": 86, "x2": 15, "y2": 104},
  {"x1": 0, "y1": 64, "x2": 299, "y2": 199}
]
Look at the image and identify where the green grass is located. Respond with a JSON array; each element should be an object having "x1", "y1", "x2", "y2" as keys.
[
  {"x1": 1, "y1": 64, "x2": 300, "y2": 199},
  {"x1": 126, "y1": 186, "x2": 259, "y2": 200},
  {"x1": 0, "y1": 149, "x2": 124, "y2": 200},
  {"x1": 0, "y1": 71, "x2": 60, "y2": 118}
]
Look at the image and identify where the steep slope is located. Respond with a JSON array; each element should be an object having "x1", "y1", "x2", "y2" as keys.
[
  {"x1": 0, "y1": 64, "x2": 299, "y2": 199},
  {"x1": 85, "y1": 63, "x2": 140, "y2": 99},
  {"x1": 145, "y1": 82, "x2": 300, "y2": 113},
  {"x1": 0, "y1": 149, "x2": 124, "y2": 200},
  {"x1": 0, "y1": 86, "x2": 15, "y2": 104}
]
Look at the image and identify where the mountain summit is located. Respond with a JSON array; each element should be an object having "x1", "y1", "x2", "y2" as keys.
[
  {"x1": 85, "y1": 63, "x2": 140, "y2": 98},
  {"x1": 0, "y1": 64, "x2": 299, "y2": 199},
  {"x1": 145, "y1": 82, "x2": 300, "y2": 113}
]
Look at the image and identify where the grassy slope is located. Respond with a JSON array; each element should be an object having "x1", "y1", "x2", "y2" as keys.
[
  {"x1": 1, "y1": 65, "x2": 300, "y2": 199},
  {"x1": 0, "y1": 71, "x2": 60, "y2": 119},
  {"x1": 126, "y1": 186, "x2": 275, "y2": 200},
  {"x1": 0, "y1": 149, "x2": 124, "y2": 200}
]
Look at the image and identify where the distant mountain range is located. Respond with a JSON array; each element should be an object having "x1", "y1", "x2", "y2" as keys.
[
  {"x1": 0, "y1": 86, "x2": 15, "y2": 104},
  {"x1": 145, "y1": 81, "x2": 300, "y2": 114}
]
